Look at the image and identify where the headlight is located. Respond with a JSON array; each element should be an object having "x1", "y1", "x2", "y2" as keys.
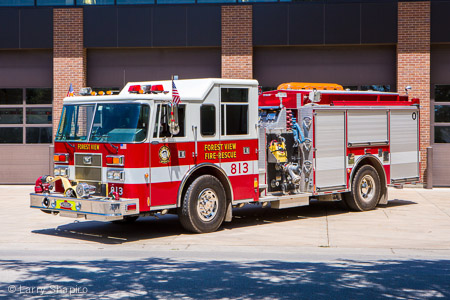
[
  {"x1": 54, "y1": 166, "x2": 69, "y2": 177},
  {"x1": 107, "y1": 169, "x2": 125, "y2": 182}
]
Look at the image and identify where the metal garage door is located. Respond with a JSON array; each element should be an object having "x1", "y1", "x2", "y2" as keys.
[
  {"x1": 431, "y1": 45, "x2": 450, "y2": 186},
  {"x1": 254, "y1": 45, "x2": 396, "y2": 90},
  {"x1": 0, "y1": 50, "x2": 53, "y2": 184},
  {"x1": 87, "y1": 48, "x2": 221, "y2": 88}
]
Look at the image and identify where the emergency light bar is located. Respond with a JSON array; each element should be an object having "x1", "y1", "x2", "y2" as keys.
[{"x1": 128, "y1": 84, "x2": 168, "y2": 94}]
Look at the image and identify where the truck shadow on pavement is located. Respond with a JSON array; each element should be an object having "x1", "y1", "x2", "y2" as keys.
[
  {"x1": 1, "y1": 256, "x2": 448, "y2": 299},
  {"x1": 31, "y1": 199, "x2": 416, "y2": 245}
]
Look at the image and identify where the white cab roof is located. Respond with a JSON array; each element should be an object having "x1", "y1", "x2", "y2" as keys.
[{"x1": 64, "y1": 78, "x2": 259, "y2": 103}]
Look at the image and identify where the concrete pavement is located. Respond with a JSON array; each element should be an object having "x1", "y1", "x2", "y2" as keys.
[
  {"x1": 1, "y1": 186, "x2": 450, "y2": 299},
  {"x1": 0, "y1": 185, "x2": 449, "y2": 255}
]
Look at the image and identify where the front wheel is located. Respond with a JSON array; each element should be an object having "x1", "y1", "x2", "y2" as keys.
[
  {"x1": 344, "y1": 165, "x2": 381, "y2": 211},
  {"x1": 179, "y1": 175, "x2": 226, "y2": 233}
]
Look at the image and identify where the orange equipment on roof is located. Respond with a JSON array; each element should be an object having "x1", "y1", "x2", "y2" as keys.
[{"x1": 277, "y1": 82, "x2": 344, "y2": 91}]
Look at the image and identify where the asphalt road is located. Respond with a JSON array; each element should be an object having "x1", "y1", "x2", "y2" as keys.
[{"x1": 0, "y1": 185, "x2": 449, "y2": 299}]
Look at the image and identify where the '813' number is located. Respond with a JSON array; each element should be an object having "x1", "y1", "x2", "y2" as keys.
[{"x1": 231, "y1": 163, "x2": 248, "y2": 175}]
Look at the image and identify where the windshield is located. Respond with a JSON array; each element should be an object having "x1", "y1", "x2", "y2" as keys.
[
  {"x1": 56, "y1": 104, "x2": 95, "y2": 141},
  {"x1": 56, "y1": 103, "x2": 150, "y2": 143}
]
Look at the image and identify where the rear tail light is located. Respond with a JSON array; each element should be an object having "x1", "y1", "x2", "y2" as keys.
[
  {"x1": 54, "y1": 153, "x2": 69, "y2": 163},
  {"x1": 106, "y1": 155, "x2": 124, "y2": 166}
]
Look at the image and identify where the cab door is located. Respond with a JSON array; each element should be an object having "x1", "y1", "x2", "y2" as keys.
[
  {"x1": 149, "y1": 102, "x2": 188, "y2": 208},
  {"x1": 219, "y1": 85, "x2": 259, "y2": 201}
]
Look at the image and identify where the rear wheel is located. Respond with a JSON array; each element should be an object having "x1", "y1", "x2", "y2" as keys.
[
  {"x1": 344, "y1": 165, "x2": 381, "y2": 211},
  {"x1": 179, "y1": 175, "x2": 226, "y2": 233}
]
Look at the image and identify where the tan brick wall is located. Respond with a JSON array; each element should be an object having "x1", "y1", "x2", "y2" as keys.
[
  {"x1": 397, "y1": 1, "x2": 430, "y2": 182},
  {"x1": 53, "y1": 8, "x2": 86, "y2": 137},
  {"x1": 221, "y1": 6, "x2": 253, "y2": 79}
]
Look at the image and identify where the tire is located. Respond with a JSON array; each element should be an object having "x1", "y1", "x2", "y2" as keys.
[
  {"x1": 344, "y1": 165, "x2": 381, "y2": 211},
  {"x1": 179, "y1": 175, "x2": 226, "y2": 233},
  {"x1": 111, "y1": 216, "x2": 139, "y2": 224}
]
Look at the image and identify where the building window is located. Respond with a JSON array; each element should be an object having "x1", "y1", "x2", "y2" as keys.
[
  {"x1": 343, "y1": 85, "x2": 391, "y2": 92},
  {"x1": 0, "y1": 88, "x2": 52, "y2": 144},
  {"x1": 221, "y1": 88, "x2": 249, "y2": 136},
  {"x1": 434, "y1": 85, "x2": 450, "y2": 143},
  {"x1": 36, "y1": 0, "x2": 75, "y2": 5},
  {"x1": 76, "y1": 0, "x2": 114, "y2": 5},
  {"x1": 200, "y1": 105, "x2": 215, "y2": 136},
  {"x1": 117, "y1": 0, "x2": 155, "y2": 3},
  {"x1": 0, "y1": 0, "x2": 33, "y2": 6}
]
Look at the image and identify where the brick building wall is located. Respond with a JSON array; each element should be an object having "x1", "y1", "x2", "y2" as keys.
[
  {"x1": 221, "y1": 6, "x2": 253, "y2": 79},
  {"x1": 397, "y1": 1, "x2": 430, "y2": 182},
  {"x1": 53, "y1": 8, "x2": 86, "y2": 137}
]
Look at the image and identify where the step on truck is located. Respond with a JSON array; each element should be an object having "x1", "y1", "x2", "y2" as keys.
[{"x1": 30, "y1": 79, "x2": 420, "y2": 233}]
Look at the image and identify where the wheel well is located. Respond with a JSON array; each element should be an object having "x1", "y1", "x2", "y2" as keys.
[
  {"x1": 178, "y1": 166, "x2": 233, "y2": 207},
  {"x1": 351, "y1": 156, "x2": 388, "y2": 205}
]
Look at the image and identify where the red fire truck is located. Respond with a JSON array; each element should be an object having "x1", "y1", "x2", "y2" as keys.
[{"x1": 30, "y1": 79, "x2": 420, "y2": 233}]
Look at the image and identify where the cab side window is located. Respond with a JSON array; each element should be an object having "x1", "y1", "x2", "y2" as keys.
[
  {"x1": 200, "y1": 105, "x2": 215, "y2": 136},
  {"x1": 153, "y1": 104, "x2": 186, "y2": 138},
  {"x1": 221, "y1": 88, "x2": 249, "y2": 135}
]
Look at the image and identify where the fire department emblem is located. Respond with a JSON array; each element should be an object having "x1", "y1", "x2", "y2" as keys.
[{"x1": 159, "y1": 146, "x2": 171, "y2": 164}]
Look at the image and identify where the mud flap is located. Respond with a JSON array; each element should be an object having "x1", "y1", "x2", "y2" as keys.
[
  {"x1": 224, "y1": 201, "x2": 232, "y2": 222},
  {"x1": 379, "y1": 186, "x2": 388, "y2": 205}
]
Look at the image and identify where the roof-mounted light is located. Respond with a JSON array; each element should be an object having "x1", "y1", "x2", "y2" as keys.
[
  {"x1": 151, "y1": 85, "x2": 164, "y2": 93},
  {"x1": 79, "y1": 87, "x2": 92, "y2": 96},
  {"x1": 129, "y1": 85, "x2": 143, "y2": 94}
]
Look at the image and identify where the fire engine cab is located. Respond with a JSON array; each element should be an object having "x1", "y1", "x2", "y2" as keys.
[{"x1": 30, "y1": 79, "x2": 420, "y2": 233}]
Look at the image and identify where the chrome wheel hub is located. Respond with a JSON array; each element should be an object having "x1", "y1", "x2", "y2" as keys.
[
  {"x1": 197, "y1": 188, "x2": 218, "y2": 222},
  {"x1": 360, "y1": 175, "x2": 375, "y2": 203}
]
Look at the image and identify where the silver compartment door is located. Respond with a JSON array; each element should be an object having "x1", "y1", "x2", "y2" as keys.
[
  {"x1": 314, "y1": 110, "x2": 346, "y2": 190},
  {"x1": 390, "y1": 109, "x2": 420, "y2": 180}
]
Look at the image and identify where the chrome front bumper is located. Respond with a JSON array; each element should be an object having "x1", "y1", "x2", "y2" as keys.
[{"x1": 30, "y1": 193, "x2": 140, "y2": 221}]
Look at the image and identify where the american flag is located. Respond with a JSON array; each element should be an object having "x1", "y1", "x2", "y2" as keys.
[
  {"x1": 67, "y1": 83, "x2": 74, "y2": 97},
  {"x1": 172, "y1": 80, "x2": 181, "y2": 105}
]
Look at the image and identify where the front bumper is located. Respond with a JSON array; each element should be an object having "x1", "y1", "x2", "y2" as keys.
[{"x1": 30, "y1": 193, "x2": 140, "y2": 221}]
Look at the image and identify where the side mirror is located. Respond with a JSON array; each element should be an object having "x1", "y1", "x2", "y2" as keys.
[{"x1": 169, "y1": 105, "x2": 180, "y2": 136}]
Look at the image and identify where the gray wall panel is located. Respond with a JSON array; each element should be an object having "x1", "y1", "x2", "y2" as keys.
[
  {"x1": 84, "y1": 7, "x2": 118, "y2": 48},
  {"x1": 153, "y1": 6, "x2": 187, "y2": 47},
  {"x1": 0, "y1": 50, "x2": 52, "y2": 87},
  {"x1": 432, "y1": 1, "x2": 450, "y2": 43},
  {"x1": 87, "y1": 48, "x2": 221, "y2": 88},
  {"x1": 431, "y1": 44, "x2": 450, "y2": 84},
  {"x1": 253, "y1": 4, "x2": 288, "y2": 46},
  {"x1": 20, "y1": 8, "x2": 53, "y2": 49},
  {"x1": 254, "y1": 45, "x2": 396, "y2": 88},
  {"x1": 361, "y1": 2, "x2": 397, "y2": 44},
  {"x1": 289, "y1": 3, "x2": 324, "y2": 45},
  {"x1": 0, "y1": 9, "x2": 19, "y2": 49},
  {"x1": 0, "y1": 145, "x2": 51, "y2": 184},
  {"x1": 117, "y1": 6, "x2": 152, "y2": 47},
  {"x1": 325, "y1": 3, "x2": 360, "y2": 44},
  {"x1": 187, "y1": 6, "x2": 221, "y2": 47}
]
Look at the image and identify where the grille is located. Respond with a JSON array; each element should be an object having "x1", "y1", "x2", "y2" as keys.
[{"x1": 74, "y1": 153, "x2": 103, "y2": 195}]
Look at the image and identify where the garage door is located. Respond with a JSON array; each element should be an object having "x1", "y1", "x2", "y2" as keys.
[
  {"x1": 254, "y1": 45, "x2": 396, "y2": 90},
  {"x1": 87, "y1": 48, "x2": 221, "y2": 88},
  {"x1": 431, "y1": 45, "x2": 450, "y2": 187},
  {"x1": 0, "y1": 50, "x2": 53, "y2": 184}
]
